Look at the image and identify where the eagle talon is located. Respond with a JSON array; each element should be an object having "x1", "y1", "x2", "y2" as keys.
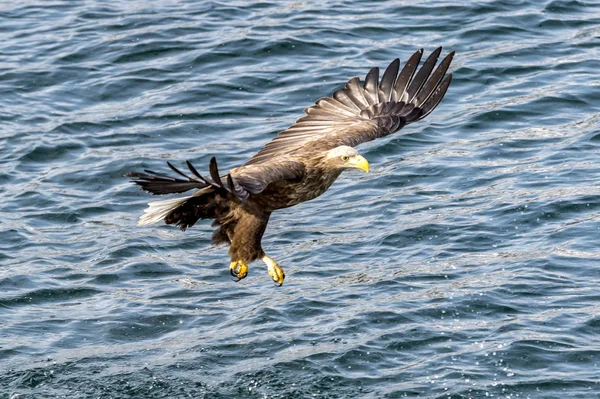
[
  {"x1": 269, "y1": 266, "x2": 285, "y2": 286},
  {"x1": 262, "y1": 255, "x2": 285, "y2": 286},
  {"x1": 272, "y1": 271, "x2": 285, "y2": 286},
  {"x1": 229, "y1": 261, "x2": 248, "y2": 281}
]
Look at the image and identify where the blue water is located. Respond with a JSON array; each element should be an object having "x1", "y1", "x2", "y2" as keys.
[{"x1": 1, "y1": 1, "x2": 600, "y2": 398}]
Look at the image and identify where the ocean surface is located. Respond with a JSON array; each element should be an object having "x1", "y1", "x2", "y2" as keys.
[{"x1": 1, "y1": 1, "x2": 599, "y2": 398}]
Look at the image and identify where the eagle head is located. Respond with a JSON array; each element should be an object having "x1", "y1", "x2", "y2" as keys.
[{"x1": 324, "y1": 145, "x2": 369, "y2": 172}]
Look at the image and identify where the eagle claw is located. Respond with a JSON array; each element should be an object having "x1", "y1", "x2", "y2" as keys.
[
  {"x1": 268, "y1": 264, "x2": 285, "y2": 286},
  {"x1": 229, "y1": 261, "x2": 248, "y2": 281},
  {"x1": 262, "y1": 255, "x2": 285, "y2": 286}
]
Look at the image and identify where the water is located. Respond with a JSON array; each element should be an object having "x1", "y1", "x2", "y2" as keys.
[{"x1": 1, "y1": 1, "x2": 599, "y2": 397}]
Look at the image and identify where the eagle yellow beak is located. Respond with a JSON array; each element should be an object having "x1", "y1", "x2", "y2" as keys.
[{"x1": 351, "y1": 155, "x2": 370, "y2": 172}]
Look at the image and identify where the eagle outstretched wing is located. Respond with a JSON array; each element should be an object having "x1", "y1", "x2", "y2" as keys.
[
  {"x1": 244, "y1": 47, "x2": 454, "y2": 166},
  {"x1": 128, "y1": 48, "x2": 453, "y2": 200},
  {"x1": 126, "y1": 157, "x2": 305, "y2": 200}
]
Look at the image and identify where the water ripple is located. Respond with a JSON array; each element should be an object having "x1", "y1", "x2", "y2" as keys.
[{"x1": 1, "y1": 0, "x2": 600, "y2": 397}]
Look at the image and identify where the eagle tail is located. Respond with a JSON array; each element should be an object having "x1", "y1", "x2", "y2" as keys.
[{"x1": 138, "y1": 194, "x2": 195, "y2": 227}]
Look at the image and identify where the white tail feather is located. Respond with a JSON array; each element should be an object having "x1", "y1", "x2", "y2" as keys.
[{"x1": 138, "y1": 195, "x2": 192, "y2": 226}]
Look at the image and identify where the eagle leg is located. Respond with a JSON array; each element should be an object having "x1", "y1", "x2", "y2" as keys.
[
  {"x1": 262, "y1": 255, "x2": 285, "y2": 286},
  {"x1": 229, "y1": 260, "x2": 248, "y2": 281}
]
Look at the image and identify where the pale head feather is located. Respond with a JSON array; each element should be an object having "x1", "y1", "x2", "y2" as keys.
[{"x1": 325, "y1": 145, "x2": 360, "y2": 160}]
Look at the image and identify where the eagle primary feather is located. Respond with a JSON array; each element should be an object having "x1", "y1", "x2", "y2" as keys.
[{"x1": 127, "y1": 48, "x2": 454, "y2": 285}]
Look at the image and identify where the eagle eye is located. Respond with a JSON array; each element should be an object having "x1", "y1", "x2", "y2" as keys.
[{"x1": 341, "y1": 155, "x2": 349, "y2": 161}]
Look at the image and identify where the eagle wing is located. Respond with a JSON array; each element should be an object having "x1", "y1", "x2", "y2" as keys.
[
  {"x1": 244, "y1": 47, "x2": 453, "y2": 166},
  {"x1": 126, "y1": 157, "x2": 305, "y2": 200},
  {"x1": 128, "y1": 48, "x2": 453, "y2": 201},
  {"x1": 229, "y1": 160, "x2": 305, "y2": 197}
]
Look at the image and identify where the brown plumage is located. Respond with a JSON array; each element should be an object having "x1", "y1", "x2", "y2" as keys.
[{"x1": 126, "y1": 47, "x2": 454, "y2": 285}]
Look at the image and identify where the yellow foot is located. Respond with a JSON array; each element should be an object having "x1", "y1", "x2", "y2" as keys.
[
  {"x1": 262, "y1": 255, "x2": 285, "y2": 286},
  {"x1": 229, "y1": 260, "x2": 248, "y2": 281}
]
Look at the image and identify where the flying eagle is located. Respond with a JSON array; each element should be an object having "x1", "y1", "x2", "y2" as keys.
[{"x1": 127, "y1": 47, "x2": 454, "y2": 286}]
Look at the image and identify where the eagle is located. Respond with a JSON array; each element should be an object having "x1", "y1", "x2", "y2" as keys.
[{"x1": 127, "y1": 47, "x2": 454, "y2": 286}]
